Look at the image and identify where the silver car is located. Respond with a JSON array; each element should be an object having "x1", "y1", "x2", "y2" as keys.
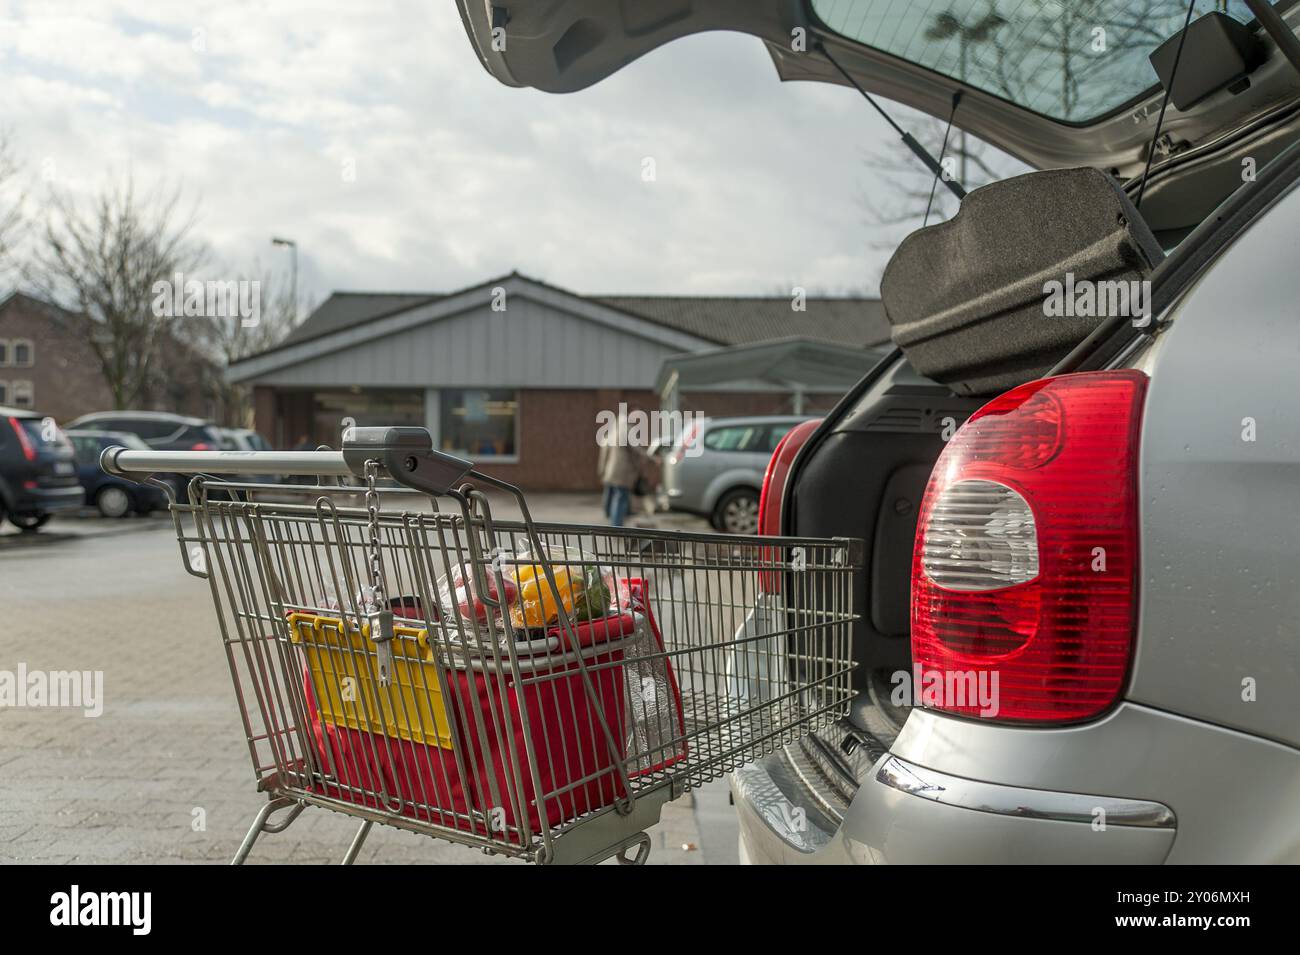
[
  {"x1": 659, "y1": 415, "x2": 811, "y2": 534},
  {"x1": 462, "y1": 2, "x2": 1300, "y2": 863}
]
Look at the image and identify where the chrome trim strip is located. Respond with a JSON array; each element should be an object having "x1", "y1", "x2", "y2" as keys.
[{"x1": 875, "y1": 755, "x2": 1177, "y2": 829}]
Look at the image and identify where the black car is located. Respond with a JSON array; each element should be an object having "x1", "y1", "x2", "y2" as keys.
[
  {"x1": 0, "y1": 406, "x2": 84, "y2": 531},
  {"x1": 66, "y1": 429, "x2": 169, "y2": 518}
]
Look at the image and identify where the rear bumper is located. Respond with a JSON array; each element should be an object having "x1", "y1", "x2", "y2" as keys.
[
  {"x1": 11, "y1": 485, "x2": 84, "y2": 515},
  {"x1": 734, "y1": 704, "x2": 1300, "y2": 864}
]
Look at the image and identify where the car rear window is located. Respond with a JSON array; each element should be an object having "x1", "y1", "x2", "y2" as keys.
[
  {"x1": 810, "y1": 0, "x2": 1239, "y2": 123},
  {"x1": 703, "y1": 424, "x2": 768, "y2": 452},
  {"x1": 117, "y1": 418, "x2": 180, "y2": 440},
  {"x1": 14, "y1": 417, "x2": 62, "y2": 448},
  {"x1": 764, "y1": 423, "x2": 796, "y2": 453}
]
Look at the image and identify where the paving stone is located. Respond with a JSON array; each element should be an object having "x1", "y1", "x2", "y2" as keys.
[{"x1": 2, "y1": 505, "x2": 736, "y2": 865}]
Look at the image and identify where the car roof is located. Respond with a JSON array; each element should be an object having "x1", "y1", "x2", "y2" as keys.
[
  {"x1": 66, "y1": 428, "x2": 140, "y2": 441},
  {"x1": 0, "y1": 404, "x2": 42, "y2": 419},
  {"x1": 70, "y1": 410, "x2": 211, "y2": 426}
]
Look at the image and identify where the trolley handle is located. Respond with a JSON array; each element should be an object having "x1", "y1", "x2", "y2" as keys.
[
  {"x1": 100, "y1": 426, "x2": 478, "y2": 496},
  {"x1": 101, "y1": 447, "x2": 355, "y2": 479}
]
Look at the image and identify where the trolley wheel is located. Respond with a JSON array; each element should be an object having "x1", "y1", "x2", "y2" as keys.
[{"x1": 614, "y1": 832, "x2": 652, "y2": 866}]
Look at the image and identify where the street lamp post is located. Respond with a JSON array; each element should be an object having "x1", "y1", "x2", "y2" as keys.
[{"x1": 271, "y1": 236, "x2": 297, "y2": 321}]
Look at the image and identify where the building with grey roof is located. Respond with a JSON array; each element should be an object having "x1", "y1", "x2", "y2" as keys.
[{"x1": 230, "y1": 272, "x2": 885, "y2": 490}]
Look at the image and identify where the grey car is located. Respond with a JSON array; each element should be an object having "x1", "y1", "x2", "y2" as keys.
[
  {"x1": 659, "y1": 415, "x2": 810, "y2": 534},
  {"x1": 462, "y1": 1, "x2": 1300, "y2": 863}
]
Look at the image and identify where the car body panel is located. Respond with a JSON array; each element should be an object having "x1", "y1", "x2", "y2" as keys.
[
  {"x1": 734, "y1": 148, "x2": 1300, "y2": 864},
  {"x1": 1129, "y1": 178, "x2": 1300, "y2": 748},
  {"x1": 661, "y1": 415, "x2": 809, "y2": 517},
  {"x1": 0, "y1": 409, "x2": 84, "y2": 518},
  {"x1": 737, "y1": 703, "x2": 1300, "y2": 863},
  {"x1": 66, "y1": 411, "x2": 223, "y2": 451},
  {"x1": 67, "y1": 430, "x2": 168, "y2": 514}
]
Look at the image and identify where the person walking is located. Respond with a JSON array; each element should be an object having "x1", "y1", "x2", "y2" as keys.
[{"x1": 597, "y1": 415, "x2": 643, "y2": 528}]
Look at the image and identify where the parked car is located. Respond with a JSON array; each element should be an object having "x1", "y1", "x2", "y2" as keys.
[
  {"x1": 66, "y1": 430, "x2": 169, "y2": 517},
  {"x1": 461, "y1": 2, "x2": 1300, "y2": 863},
  {"x1": 0, "y1": 406, "x2": 83, "y2": 531},
  {"x1": 66, "y1": 411, "x2": 229, "y2": 498},
  {"x1": 215, "y1": 427, "x2": 280, "y2": 484},
  {"x1": 218, "y1": 427, "x2": 272, "y2": 453},
  {"x1": 65, "y1": 411, "x2": 227, "y2": 451},
  {"x1": 659, "y1": 415, "x2": 812, "y2": 534}
]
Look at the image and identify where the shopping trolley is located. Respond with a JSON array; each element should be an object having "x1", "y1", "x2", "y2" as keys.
[{"x1": 103, "y1": 426, "x2": 860, "y2": 865}]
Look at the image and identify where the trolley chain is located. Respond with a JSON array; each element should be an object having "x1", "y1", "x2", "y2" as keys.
[{"x1": 364, "y1": 459, "x2": 397, "y2": 686}]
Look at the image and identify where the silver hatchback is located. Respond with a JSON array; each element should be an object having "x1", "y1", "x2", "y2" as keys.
[{"x1": 659, "y1": 415, "x2": 812, "y2": 534}]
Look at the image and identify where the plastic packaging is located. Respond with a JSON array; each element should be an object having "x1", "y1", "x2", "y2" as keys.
[
  {"x1": 507, "y1": 545, "x2": 612, "y2": 631},
  {"x1": 437, "y1": 559, "x2": 518, "y2": 628}
]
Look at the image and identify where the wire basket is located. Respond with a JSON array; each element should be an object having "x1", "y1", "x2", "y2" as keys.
[{"x1": 106, "y1": 431, "x2": 860, "y2": 864}]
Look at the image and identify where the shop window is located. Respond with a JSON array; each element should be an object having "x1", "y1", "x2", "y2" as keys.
[
  {"x1": 310, "y1": 388, "x2": 425, "y2": 448},
  {"x1": 440, "y1": 389, "x2": 518, "y2": 459},
  {"x1": 703, "y1": 423, "x2": 767, "y2": 453}
]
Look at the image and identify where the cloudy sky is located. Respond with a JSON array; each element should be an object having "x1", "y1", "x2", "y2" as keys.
[{"x1": 1, "y1": 0, "x2": 987, "y2": 309}]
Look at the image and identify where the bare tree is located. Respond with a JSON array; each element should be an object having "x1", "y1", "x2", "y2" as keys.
[
  {"x1": 29, "y1": 177, "x2": 207, "y2": 408},
  {"x1": 983, "y1": 0, "x2": 1195, "y2": 121},
  {"x1": 0, "y1": 131, "x2": 23, "y2": 280},
  {"x1": 863, "y1": 0, "x2": 1187, "y2": 253},
  {"x1": 200, "y1": 264, "x2": 303, "y2": 426},
  {"x1": 863, "y1": 114, "x2": 1018, "y2": 251}
]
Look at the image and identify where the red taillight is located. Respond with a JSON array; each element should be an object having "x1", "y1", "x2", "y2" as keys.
[
  {"x1": 910, "y1": 370, "x2": 1147, "y2": 724},
  {"x1": 758, "y1": 419, "x2": 821, "y2": 593},
  {"x1": 758, "y1": 420, "x2": 820, "y2": 536},
  {"x1": 190, "y1": 442, "x2": 212, "y2": 451},
  {"x1": 8, "y1": 416, "x2": 37, "y2": 462}
]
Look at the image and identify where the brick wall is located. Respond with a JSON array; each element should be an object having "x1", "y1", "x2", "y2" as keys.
[
  {"x1": 473, "y1": 387, "x2": 842, "y2": 492},
  {"x1": 472, "y1": 388, "x2": 654, "y2": 491},
  {"x1": 0, "y1": 293, "x2": 113, "y2": 422},
  {"x1": 0, "y1": 292, "x2": 232, "y2": 424},
  {"x1": 252, "y1": 386, "x2": 278, "y2": 445},
  {"x1": 253, "y1": 385, "x2": 847, "y2": 491}
]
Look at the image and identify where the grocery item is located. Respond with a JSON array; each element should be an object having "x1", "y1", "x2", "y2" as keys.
[
  {"x1": 444, "y1": 561, "x2": 517, "y2": 625},
  {"x1": 508, "y1": 547, "x2": 611, "y2": 631}
]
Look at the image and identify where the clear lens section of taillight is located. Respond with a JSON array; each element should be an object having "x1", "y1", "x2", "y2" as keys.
[{"x1": 921, "y1": 479, "x2": 1038, "y2": 591}]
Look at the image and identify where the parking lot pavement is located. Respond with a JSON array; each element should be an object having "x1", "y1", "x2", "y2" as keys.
[
  {"x1": 0, "y1": 509, "x2": 173, "y2": 547},
  {"x1": 0, "y1": 501, "x2": 733, "y2": 865}
]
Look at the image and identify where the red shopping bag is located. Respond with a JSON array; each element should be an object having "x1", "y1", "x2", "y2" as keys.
[{"x1": 298, "y1": 578, "x2": 684, "y2": 844}]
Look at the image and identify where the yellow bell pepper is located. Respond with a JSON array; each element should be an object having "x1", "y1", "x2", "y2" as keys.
[{"x1": 510, "y1": 563, "x2": 584, "y2": 629}]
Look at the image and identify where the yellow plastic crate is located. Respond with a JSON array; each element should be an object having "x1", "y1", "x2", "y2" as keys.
[{"x1": 286, "y1": 612, "x2": 453, "y2": 748}]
